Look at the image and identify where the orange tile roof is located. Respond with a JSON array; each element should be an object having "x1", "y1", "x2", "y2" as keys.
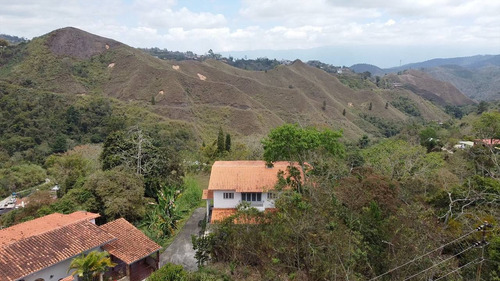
[
  {"x1": 0, "y1": 211, "x2": 100, "y2": 247},
  {"x1": 60, "y1": 275, "x2": 75, "y2": 281},
  {"x1": 100, "y1": 218, "x2": 161, "y2": 264},
  {"x1": 210, "y1": 208, "x2": 277, "y2": 224},
  {"x1": 202, "y1": 189, "x2": 213, "y2": 199},
  {"x1": 208, "y1": 161, "x2": 300, "y2": 193},
  {"x1": 0, "y1": 220, "x2": 115, "y2": 281},
  {"x1": 211, "y1": 208, "x2": 238, "y2": 222}
]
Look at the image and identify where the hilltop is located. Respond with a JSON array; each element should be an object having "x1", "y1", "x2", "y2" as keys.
[{"x1": 0, "y1": 27, "x2": 457, "y2": 141}]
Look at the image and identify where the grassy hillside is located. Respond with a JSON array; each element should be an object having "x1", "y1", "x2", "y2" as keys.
[{"x1": 0, "y1": 27, "x2": 453, "y2": 141}]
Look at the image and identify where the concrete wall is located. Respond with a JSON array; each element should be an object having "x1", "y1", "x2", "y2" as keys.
[{"x1": 22, "y1": 247, "x2": 102, "y2": 281}]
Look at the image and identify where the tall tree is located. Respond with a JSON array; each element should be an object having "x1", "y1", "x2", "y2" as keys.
[
  {"x1": 68, "y1": 251, "x2": 116, "y2": 281},
  {"x1": 225, "y1": 133, "x2": 231, "y2": 152},
  {"x1": 217, "y1": 127, "x2": 225, "y2": 154}
]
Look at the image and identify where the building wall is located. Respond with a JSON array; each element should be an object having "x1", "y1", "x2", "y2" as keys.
[
  {"x1": 213, "y1": 190, "x2": 240, "y2": 208},
  {"x1": 21, "y1": 247, "x2": 102, "y2": 281},
  {"x1": 213, "y1": 191, "x2": 275, "y2": 210}
]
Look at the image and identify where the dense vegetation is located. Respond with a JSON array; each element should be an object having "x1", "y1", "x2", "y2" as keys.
[{"x1": 186, "y1": 112, "x2": 500, "y2": 280}]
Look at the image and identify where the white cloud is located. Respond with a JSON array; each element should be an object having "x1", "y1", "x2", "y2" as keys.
[{"x1": 0, "y1": 0, "x2": 498, "y2": 62}]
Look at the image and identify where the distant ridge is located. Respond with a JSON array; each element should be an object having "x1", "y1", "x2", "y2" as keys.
[{"x1": 350, "y1": 55, "x2": 500, "y2": 101}]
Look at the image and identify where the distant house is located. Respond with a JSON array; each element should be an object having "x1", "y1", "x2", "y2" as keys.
[
  {"x1": 0, "y1": 211, "x2": 161, "y2": 281},
  {"x1": 454, "y1": 141, "x2": 474, "y2": 149},
  {"x1": 202, "y1": 161, "x2": 300, "y2": 223},
  {"x1": 474, "y1": 139, "x2": 500, "y2": 147}
]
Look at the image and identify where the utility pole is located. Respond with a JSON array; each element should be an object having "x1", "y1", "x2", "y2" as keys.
[{"x1": 476, "y1": 221, "x2": 493, "y2": 281}]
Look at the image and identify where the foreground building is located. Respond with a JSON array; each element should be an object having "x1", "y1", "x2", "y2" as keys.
[
  {"x1": 0, "y1": 211, "x2": 161, "y2": 281},
  {"x1": 203, "y1": 161, "x2": 299, "y2": 223}
]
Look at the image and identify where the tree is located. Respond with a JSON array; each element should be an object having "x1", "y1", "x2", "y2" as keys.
[
  {"x1": 262, "y1": 124, "x2": 344, "y2": 174},
  {"x1": 83, "y1": 167, "x2": 145, "y2": 222},
  {"x1": 342, "y1": 108, "x2": 346, "y2": 116},
  {"x1": 385, "y1": 102, "x2": 389, "y2": 109},
  {"x1": 0, "y1": 39, "x2": 9, "y2": 47},
  {"x1": 51, "y1": 134, "x2": 67, "y2": 153},
  {"x1": 358, "y1": 135, "x2": 370, "y2": 149},
  {"x1": 217, "y1": 127, "x2": 225, "y2": 155},
  {"x1": 474, "y1": 111, "x2": 500, "y2": 140},
  {"x1": 225, "y1": 133, "x2": 231, "y2": 152},
  {"x1": 100, "y1": 127, "x2": 184, "y2": 198},
  {"x1": 477, "y1": 101, "x2": 488, "y2": 114},
  {"x1": 369, "y1": 102, "x2": 373, "y2": 110},
  {"x1": 322, "y1": 100, "x2": 326, "y2": 111},
  {"x1": 151, "y1": 94, "x2": 156, "y2": 105},
  {"x1": 68, "y1": 251, "x2": 116, "y2": 281}
]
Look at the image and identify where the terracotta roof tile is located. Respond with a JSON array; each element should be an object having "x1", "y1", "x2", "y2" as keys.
[
  {"x1": 0, "y1": 220, "x2": 115, "y2": 280},
  {"x1": 0, "y1": 211, "x2": 100, "y2": 247},
  {"x1": 100, "y1": 218, "x2": 161, "y2": 264},
  {"x1": 211, "y1": 208, "x2": 277, "y2": 224},
  {"x1": 211, "y1": 208, "x2": 238, "y2": 222},
  {"x1": 202, "y1": 189, "x2": 213, "y2": 199},
  {"x1": 60, "y1": 276, "x2": 75, "y2": 281},
  {"x1": 208, "y1": 161, "x2": 300, "y2": 193}
]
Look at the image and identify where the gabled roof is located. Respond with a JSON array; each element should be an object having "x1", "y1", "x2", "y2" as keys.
[
  {"x1": 207, "y1": 161, "x2": 298, "y2": 195},
  {"x1": 0, "y1": 211, "x2": 100, "y2": 247},
  {"x1": 100, "y1": 218, "x2": 161, "y2": 264},
  {"x1": 0, "y1": 220, "x2": 115, "y2": 280}
]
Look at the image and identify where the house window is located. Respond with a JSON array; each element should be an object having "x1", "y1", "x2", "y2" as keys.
[
  {"x1": 223, "y1": 192, "x2": 234, "y2": 199},
  {"x1": 241, "y1": 192, "x2": 262, "y2": 202},
  {"x1": 267, "y1": 192, "x2": 277, "y2": 200}
]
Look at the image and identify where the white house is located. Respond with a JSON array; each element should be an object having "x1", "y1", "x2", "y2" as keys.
[
  {"x1": 453, "y1": 141, "x2": 474, "y2": 149},
  {"x1": 202, "y1": 161, "x2": 300, "y2": 223}
]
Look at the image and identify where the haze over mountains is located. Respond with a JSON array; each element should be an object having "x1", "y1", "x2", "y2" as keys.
[
  {"x1": 351, "y1": 55, "x2": 500, "y2": 101},
  {"x1": 0, "y1": 27, "x2": 488, "y2": 140}
]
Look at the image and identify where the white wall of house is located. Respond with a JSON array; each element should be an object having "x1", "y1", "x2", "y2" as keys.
[
  {"x1": 213, "y1": 190, "x2": 240, "y2": 208},
  {"x1": 212, "y1": 190, "x2": 276, "y2": 210},
  {"x1": 21, "y1": 247, "x2": 102, "y2": 281}
]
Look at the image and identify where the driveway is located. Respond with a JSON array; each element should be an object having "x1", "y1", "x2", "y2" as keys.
[{"x1": 160, "y1": 207, "x2": 205, "y2": 271}]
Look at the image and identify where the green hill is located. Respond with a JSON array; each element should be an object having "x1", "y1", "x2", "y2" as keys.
[{"x1": 0, "y1": 27, "x2": 452, "y2": 142}]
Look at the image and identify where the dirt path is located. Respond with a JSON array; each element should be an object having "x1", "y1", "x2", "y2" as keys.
[{"x1": 159, "y1": 207, "x2": 205, "y2": 271}]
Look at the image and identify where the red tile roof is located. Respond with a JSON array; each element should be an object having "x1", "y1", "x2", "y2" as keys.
[
  {"x1": 207, "y1": 161, "x2": 300, "y2": 193},
  {"x1": 0, "y1": 220, "x2": 115, "y2": 281},
  {"x1": 0, "y1": 211, "x2": 100, "y2": 247},
  {"x1": 100, "y1": 218, "x2": 161, "y2": 265}
]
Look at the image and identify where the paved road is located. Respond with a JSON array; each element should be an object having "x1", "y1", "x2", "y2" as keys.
[{"x1": 160, "y1": 207, "x2": 205, "y2": 271}]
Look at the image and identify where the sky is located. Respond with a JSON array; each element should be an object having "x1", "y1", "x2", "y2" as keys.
[{"x1": 1, "y1": 0, "x2": 499, "y2": 67}]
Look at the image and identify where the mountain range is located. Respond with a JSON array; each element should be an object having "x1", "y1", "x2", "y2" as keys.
[
  {"x1": 351, "y1": 55, "x2": 500, "y2": 101},
  {"x1": 0, "y1": 27, "x2": 479, "y2": 141}
]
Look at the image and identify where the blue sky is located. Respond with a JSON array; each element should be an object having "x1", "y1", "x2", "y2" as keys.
[{"x1": 1, "y1": 0, "x2": 499, "y2": 67}]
